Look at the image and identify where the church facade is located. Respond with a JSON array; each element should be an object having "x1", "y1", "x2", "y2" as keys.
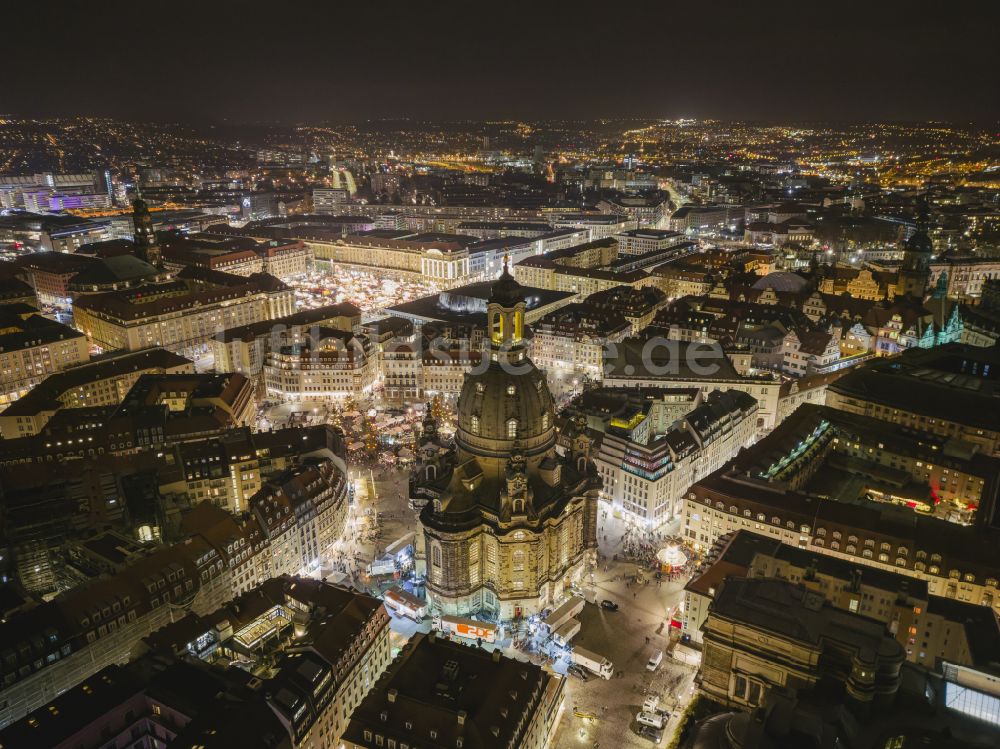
[{"x1": 412, "y1": 263, "x2": 600, "y2": 620}]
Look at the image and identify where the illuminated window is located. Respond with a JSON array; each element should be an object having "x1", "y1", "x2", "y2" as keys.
[
  {"x1": 507, "y1": 419, "x2": 518, "y2": 439},
  {"x1": 470, "y1": 415, "x2": 480, "y2": 435}
]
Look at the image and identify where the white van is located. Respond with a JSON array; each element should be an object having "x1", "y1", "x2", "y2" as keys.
[
  {"x1": 646, "y1": 649, "x2": 663, "y2": 671},
  {"x1": 636, "y1": 710, "x2": 666, "y2": 730}
]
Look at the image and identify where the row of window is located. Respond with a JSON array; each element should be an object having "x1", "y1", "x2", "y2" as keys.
[{"x1": 698, "y1": 496, "x2": 999, "y2": 586}]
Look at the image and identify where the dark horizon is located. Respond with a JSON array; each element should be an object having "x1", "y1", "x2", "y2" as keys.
[{"x1": 5, "y1": 0, "x2": 999, "y2": 125}]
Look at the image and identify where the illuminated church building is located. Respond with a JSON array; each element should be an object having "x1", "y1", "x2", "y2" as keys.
[{"x1": 413, "y1": 261, "x2": 600, "y2": 620}]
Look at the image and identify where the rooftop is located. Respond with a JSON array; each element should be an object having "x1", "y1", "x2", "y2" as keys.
[
  {"x1": 828, "y1": 343, "x2": 1000, "y2": 433},
  {"x1": 710, "y1": 577, "x2": 904, "y2": 662},
  {"x1": 342, "y1": 633, "x2": 554, "y2": 749}
]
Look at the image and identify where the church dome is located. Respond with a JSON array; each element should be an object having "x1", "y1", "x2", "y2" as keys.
[
  {"x1": 751, "y1": 271, "x2": 809, "y2": 293},
  {"x1": 455, "y1": 360, "x2": 555, "y2": 458}
]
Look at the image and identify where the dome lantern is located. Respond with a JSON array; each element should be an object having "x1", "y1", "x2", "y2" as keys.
[{"x1": 487, "y1": 255, "x2": 526, "y2": 349}]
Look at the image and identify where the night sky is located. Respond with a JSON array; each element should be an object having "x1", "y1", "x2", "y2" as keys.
[{"x1": 5, "y1": 0, "x2": 999, "y2": 123}]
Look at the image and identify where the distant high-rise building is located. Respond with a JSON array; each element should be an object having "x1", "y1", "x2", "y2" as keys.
[
  {"x1": 256, "y1": 148, "x2": 305, "y2": 166},
  {"x1": 99, "y1": 169, "x2": 115, "y2": 206},
  {"x1": 241, "y1": 192, "x2": 279, "y2": 220},
  {"x1": 313, "y1": 187, "x2": 349, "y2": 213},
  {"x1": 369, "y1": 172, "x2": 400, "y2": 196}
]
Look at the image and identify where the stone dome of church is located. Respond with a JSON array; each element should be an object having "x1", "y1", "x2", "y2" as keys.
[
  {"x1": 455, "y1": 360, "x2": 556, "y2": 458},
  {"x1": 752, "y1": 271, "x2": 809, "y2": 294}
]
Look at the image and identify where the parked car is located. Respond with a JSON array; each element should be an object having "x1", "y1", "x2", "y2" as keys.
[
  {"x1": 600, "y1": 599, "x2": 619, "y2": 611},
  {"x1": 638, "y1": 724, "x2": 663, "y2": 744},
  {"x1": 646, "y1": 649, "x2": 664, "y2": 672},
  {"x1": 567, "y1": 664, "x2": 590, "y2": 681}
]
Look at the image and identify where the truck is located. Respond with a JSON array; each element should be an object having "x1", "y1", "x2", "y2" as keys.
[
  {"x1": 553, "y1": 617, "x2": 581, "y2": 647},
  {"x1": 367, "y1": 558, "x2": 396, "y2": 576},
  {"x1": 571, "y1": 646, "x2": 614, "y2": 680},
  {"x1": 383, "y1": 586, "x2": 427, "y2": 621},
  {"x1": 437, "y1": 614, "x2": 497, "y2": 644},
  {"x1": 543, "y1": 596, "x2": 585, "y2": 634},
  {"x1": 672, "y1": 642, "x2": 701, "y2": 667}
]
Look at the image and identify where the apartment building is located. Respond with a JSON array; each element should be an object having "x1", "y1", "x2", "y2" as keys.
[
  {"x1": 264, "y1": 330, "x2": 377, "y2": 402},
  {"x1": 565, "y1": 387, "x2": 758, "y2": 526},
  {"x1": 0, "y1": 348, "x2": 193, "y2": 438},
  {"x1": 682, "y1": 405, "x2": 1000, "y2": 615},
  {"x1": 530, "y1": 303, "x2": 630, "y2": 379},
  {"x1": 73, "y1": 267, "x2": 294, "y2": 354},
  {"x1": 827, "y1": 343, "x2": 1000, "y2": 456},
  {"x1": 0, "y1": 576, "x2": 391, "y2": 749},
  {"x1": 210, "y1": 303, "x2": 361, "y2": 378},
  {"x1": 684, "y1": 530, "x2": 1000, "y2": 678},
  {"x1": 613, "y1": 228, "x2": 686, "y2": 256},
  {"x1": 0, "y1": 306, "x2": 89, "y2": 406}
]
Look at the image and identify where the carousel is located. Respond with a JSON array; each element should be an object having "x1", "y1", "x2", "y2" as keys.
[{"x1": 655, "y1": 542, "x2": 688, "y2": 574}]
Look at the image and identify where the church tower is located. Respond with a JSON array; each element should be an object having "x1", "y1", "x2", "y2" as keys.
[
  {"x1": 414, "y1": 259, "x2": 600, "y2": 620},
  {"x1": 895, "y1": 195, "x2": 933, "y2": 300},
  {"x1": 132, "y1": 191, "x2": 162, "y2": 269}
]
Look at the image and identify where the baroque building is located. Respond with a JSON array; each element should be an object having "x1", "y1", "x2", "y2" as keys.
[
  {"x1": 413, "y1": 261, "x2": 600, "y2": 620},
  {"x1": 894, "y1": 196, "x2": 933, "y2": 300},
  {"x1": 131, "y1": 192, "x2": 162, "y2": 269}
]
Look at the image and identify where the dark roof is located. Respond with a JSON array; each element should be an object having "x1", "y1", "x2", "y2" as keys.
[
  {"x1": 0, "y1": 348, "x2": 191, "y2": 416},
  {"x1": 605, "y1": 335, "x2": 768, "y2": 383},
  {"x1": 828, "y1": 343, "x2": 1000, "y2": 433},
  {"x1": 387, "y1": 283, "x2": 572, "y2": 325},
  {"x1": 69, "y1": 254, "x2": 160, "y2": 285},
  {"x1": 691, "y1": 529, "x2": 930, "y2": 600},
  {"x1": 342, "y1": 633, "x2": 553, "y2": 749},
  {"x1": 0, "y1": 312, "x2": 83, "y2": 353},
  {"x1": 710, "y1": 577, "x2": 903, "y2": 660},
  {"x1": 0, "y1": 665, "x2": 143, "y2": 748},
  {"x1": 217, "y1": 303, "x2": 360, "y2": 343}
]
